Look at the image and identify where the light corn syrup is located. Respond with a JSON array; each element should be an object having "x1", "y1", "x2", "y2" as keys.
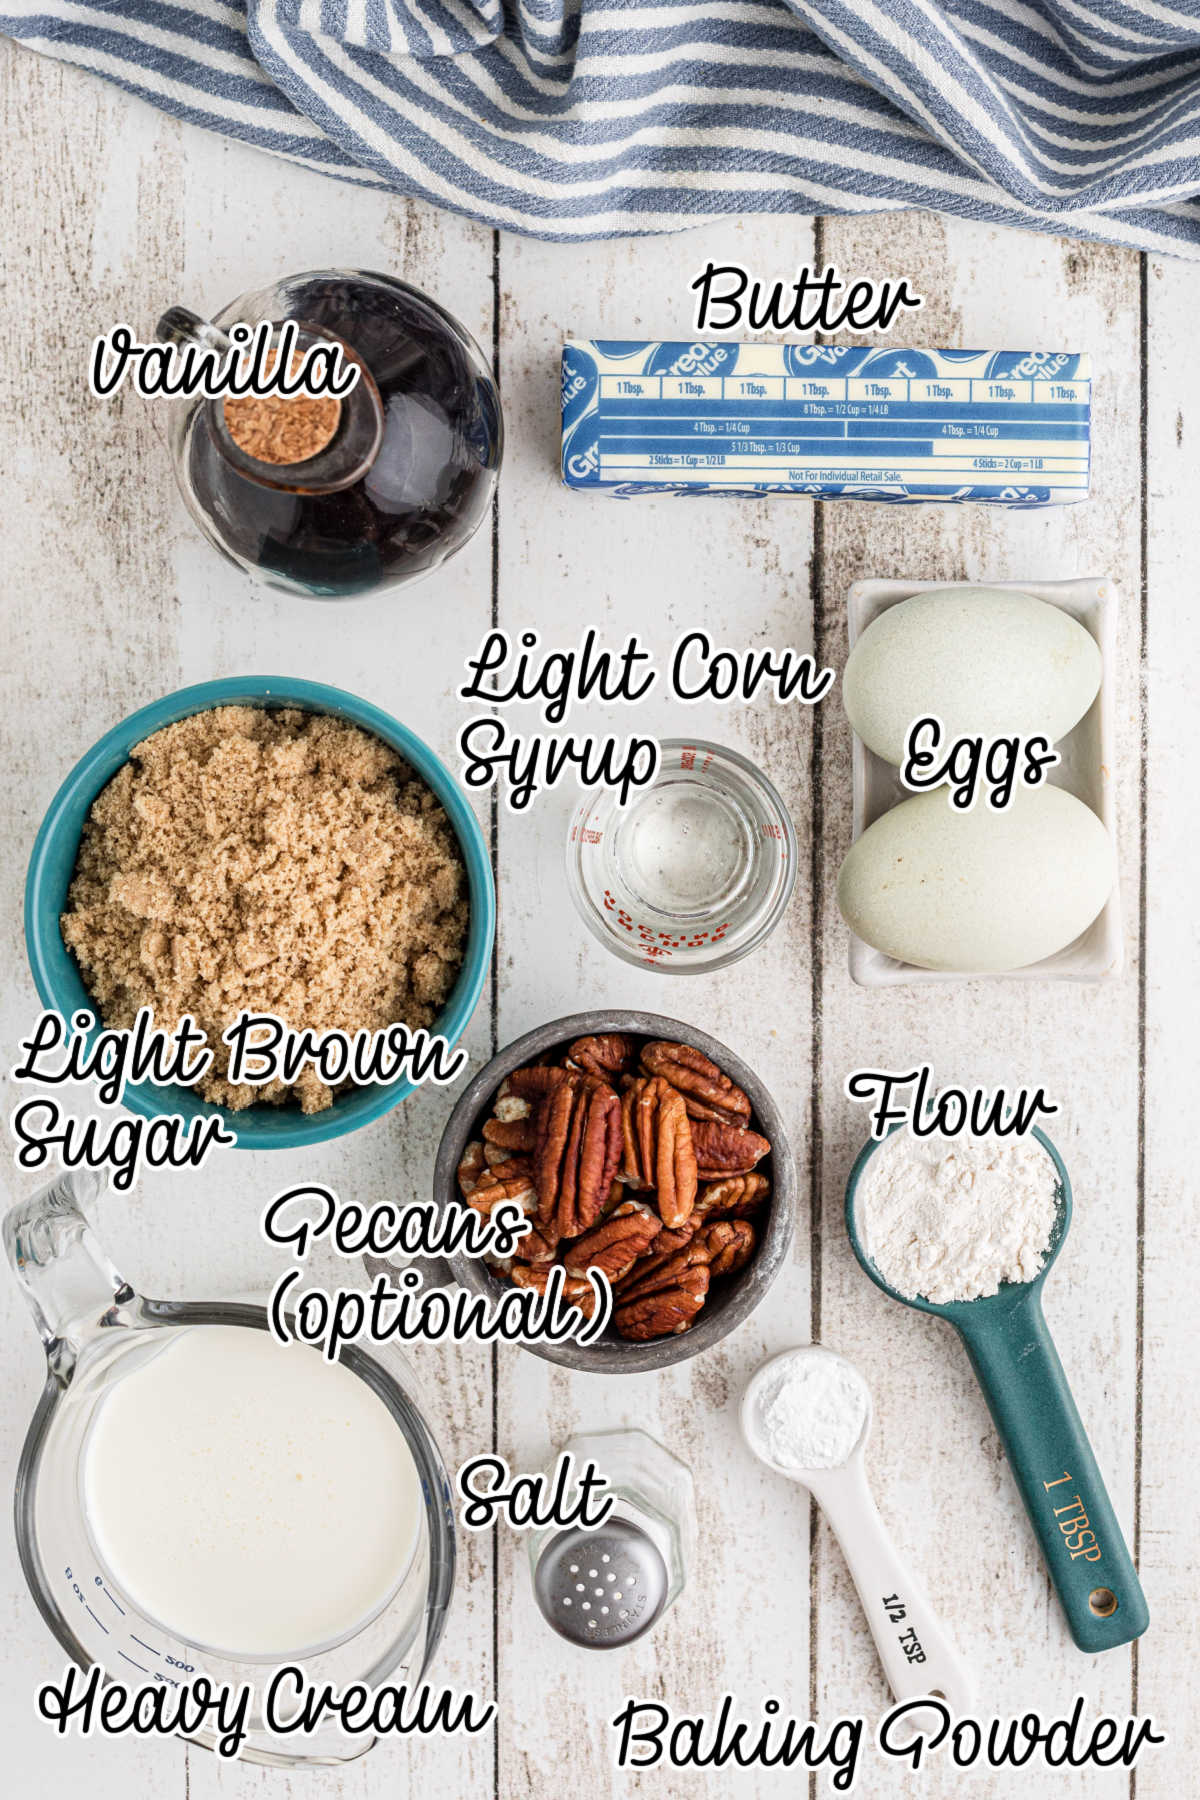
[
  {"x1": 618, "y1": 777, "x2": 752, "y2": 916},
  {"x1": 81, "y1": 1326, "x2": 422, "y2": 1658}
]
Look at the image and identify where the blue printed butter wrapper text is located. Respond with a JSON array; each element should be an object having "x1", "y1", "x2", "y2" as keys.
[{"x1": 560, "y1": 343, "x2": 1090, "y2": 506}]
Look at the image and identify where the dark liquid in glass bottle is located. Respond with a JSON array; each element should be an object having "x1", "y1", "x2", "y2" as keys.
[{"x1": 176, "y1": 270, "x2": 502, "y2": 599}]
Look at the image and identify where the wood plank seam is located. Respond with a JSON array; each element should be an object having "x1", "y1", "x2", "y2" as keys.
[
  {"x1": 1129, "y1": 247, "x2": 1150, "y2": 1800},
  {"x1": 807, "y1": 205, "x2": 827, "y2": 1800},
  {"x1": 490, "y1": 220, "x2": 503, "y2": 1800}
]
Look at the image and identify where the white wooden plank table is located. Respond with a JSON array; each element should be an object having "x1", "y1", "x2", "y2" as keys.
[{"x1": 1, "y1": 40, "x2": 1196, "y2": 1800}]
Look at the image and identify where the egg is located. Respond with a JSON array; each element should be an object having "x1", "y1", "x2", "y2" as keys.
[
  {"x1": 843, "y1": 587, "x2": 1102, "y2": 765},
  {"x1": 837, "y1": 785, "x2": 1115, "y2": 971}
]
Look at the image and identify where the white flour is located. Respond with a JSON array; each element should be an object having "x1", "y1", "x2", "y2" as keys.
[
  {"x1": 858, "y1": 1133, "x2": 1059, "y2": 1304},
  {"x1": 749, "y1": 1348, "x2": 870, "y2": 1470}
]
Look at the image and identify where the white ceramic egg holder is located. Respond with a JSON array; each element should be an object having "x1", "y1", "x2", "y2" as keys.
[{"x1": 845, "y1": 576, "x2": 1122, "y2": 988}]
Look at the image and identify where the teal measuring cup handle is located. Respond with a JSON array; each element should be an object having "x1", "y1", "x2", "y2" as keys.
[{"x1": 954, "y1": 1289, "x2": 1148, "y2": 1653}]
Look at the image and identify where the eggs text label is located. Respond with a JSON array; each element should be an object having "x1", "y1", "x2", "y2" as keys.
[
  {"x1": 846, "y1": 1064, "x2": 1058, "y2": 1139},
  {"x1": 900, "y1": 717, "x2": 1060, "y2": 811},
  {"x1": 690, "y1": 261, "x2": 924, "y2": 335}
]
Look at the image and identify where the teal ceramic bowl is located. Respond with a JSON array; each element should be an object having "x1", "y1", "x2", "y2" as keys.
[{"x1": 24, "y1": 676, "x2": 495, "y2": 1149}]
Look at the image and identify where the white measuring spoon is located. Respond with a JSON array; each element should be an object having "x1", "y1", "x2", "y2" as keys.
[{"x1": 741, "y1": 1346, "x2": 974, "y2": 1715}]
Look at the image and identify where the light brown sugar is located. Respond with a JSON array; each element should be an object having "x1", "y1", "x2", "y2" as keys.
[{"x1": 61, "y1": 706, "x2": 468, "y2": 1112}]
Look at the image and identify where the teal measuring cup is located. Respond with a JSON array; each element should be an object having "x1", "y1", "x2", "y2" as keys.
[{"x1": 845, "y1": 1129, "x2": 1147, "y2": 1654}]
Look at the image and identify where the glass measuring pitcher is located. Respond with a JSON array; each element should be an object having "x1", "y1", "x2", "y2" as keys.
[{"x1": 5, "y1": 1171, "x2": 456, "y2": 1767}]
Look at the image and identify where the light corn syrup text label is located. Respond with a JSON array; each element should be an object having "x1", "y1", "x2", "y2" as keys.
[{"x1": 457, "y1": 628, "x2": 833, "y2": 810}]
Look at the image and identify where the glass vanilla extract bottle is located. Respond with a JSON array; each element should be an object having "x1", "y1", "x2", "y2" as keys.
[{"x1": 160, "y1": 269, "x2": 502, "y2": 600}]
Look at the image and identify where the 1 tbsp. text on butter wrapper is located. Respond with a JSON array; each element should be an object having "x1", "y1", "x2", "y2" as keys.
[{"x1": 561, "y1": 343, "x2": 1090, "y2": 506}]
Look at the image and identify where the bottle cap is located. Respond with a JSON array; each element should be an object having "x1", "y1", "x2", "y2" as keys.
[{"x1": 533, "y1": 1517, "x2": 668, "y2": 1648}]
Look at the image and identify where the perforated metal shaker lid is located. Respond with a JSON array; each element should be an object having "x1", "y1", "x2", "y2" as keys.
[{"x1": 533, "y1": 1517, "x2": 668, "y2": 1648}]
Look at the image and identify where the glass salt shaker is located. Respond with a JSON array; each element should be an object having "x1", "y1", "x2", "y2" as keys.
[
  {"x1": 158, "y1": 268, "x2": 502, "y2": 600},
  {"x1": 528, "y1": 1428, "x2": 695, "y2": 1647}
]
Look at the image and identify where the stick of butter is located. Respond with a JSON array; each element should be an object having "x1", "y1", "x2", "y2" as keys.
[{"x1": 560, "y1": 342, "x2": 1090, "y2": 506}]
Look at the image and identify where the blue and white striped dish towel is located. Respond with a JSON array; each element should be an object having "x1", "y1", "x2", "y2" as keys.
[{"x1": 5, "y1": 1, "x2": 1200, "y2": 253}]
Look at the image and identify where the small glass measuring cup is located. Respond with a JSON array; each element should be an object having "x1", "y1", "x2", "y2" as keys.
[
  {"x1": 566, "y1": 738, "x2": 797, "y2": 972},
  {"x1": 5, "y1": 1171, "x2": 455, "y2": 1767},
  {"x1": 844, "y1": 1130, "x2": 1148, "y2": 1653}
]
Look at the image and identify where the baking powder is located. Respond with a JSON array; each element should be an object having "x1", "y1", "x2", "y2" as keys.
[
  {"x1": 858, "y1": 1133, "x2": 1059, "y2": 1305},
  {"x1": 749, "y1": 1348, "x2": 870, "y2": 1471}
]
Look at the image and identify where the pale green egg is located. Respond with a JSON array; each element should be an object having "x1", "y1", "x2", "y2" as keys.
[
  {"x1": 844, "y1": 587, "x2": 1102, "y2": 766},
  {"x1": 837, "y1": 785, "x2": 1115, "y2": 971}
]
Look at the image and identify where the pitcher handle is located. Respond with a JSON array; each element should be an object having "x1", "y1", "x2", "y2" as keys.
[{"x1": 3, "y1": 1172, "x2": 133, "y2": 1381}]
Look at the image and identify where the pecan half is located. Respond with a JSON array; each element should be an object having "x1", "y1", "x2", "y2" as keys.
[
  {"x1": 620, "y1": 1079, "x2": 650, "y2": 1187},
  {"x1": 469, "y1": 1169, "x2": 557, "y2": 1262},
  {"x1": 532, "y1": 1073, "x2": 581, "y2": 1223},
  {"x1": 651, "y1": 1213, "x2": 700, "y2": 1258},
  {"x1": 690, "y1": 1120, "x2": 771, "y2": 1181},
  {"x1": 457, "y1": 1140, "x2": 486, "y2": 1197},
  {"x1": 481, "y1": 1157, "x2": 534, "y2": 1186},
  {"x1": 506, "y1": 1066, "x2": 570, "y2": 1102},
  {"x1": 640, "y1": 1041, "x2": 752, "y2": 1127},
  {"x1": 534, "y1": 1076, "x2": 623, "y2": 1238},
  {"x1": 695, "y1": 1172, "x2": 770, "y2": 1220},
  {"x1": 467, "y1": 1169, "x2": 537, "y2": 1220},
  {"x1": 567, "y1": 1033, "x2": 637, "y2": 1082},
  {"x1": 514, "y1": 1226, "x2": 560, "y2": 1265},
  {"x1": 651, "y1": 1082, "x2": 698, "y2": 1227},
  {"x1": 563, "y1": 1201, "x2": 661, "y2": 1284},
  {"x1": 614, "y1": 1263, "x2": 709, "y2": 1340},
  {"x1": 634, "y1": 1077, "x2": 669, "y2": 1192},
  {"x1": 615, "y1": 1245, "x2": 708, "y2": 1303},
  {"x1": 484, "y1": 1143, "x2": 533, "y2": 1175},
  {"x1": 510, "y1": 1264, "x2": 599, "y2": 1318},
  {"x1": 621, "y1": 1076, "x2": 698, "y2": 1227},
  {"x1": 483, "y1": 1114, "x2": 538, "y2": 1155},
  {"x1": 492, "y1": 1089, "x2": 532, "y2": 1123},
  {"x1": 697, "y1": 1218, "x2": 756, "y2": 1278},
  {"x1": 559, "y1": 1079, "x2": 624, "y2": 1238}
]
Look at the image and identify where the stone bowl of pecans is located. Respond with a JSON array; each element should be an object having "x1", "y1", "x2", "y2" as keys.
[{"x1": 432, "y1": 1010, "x2": 795, "y2": 1371}]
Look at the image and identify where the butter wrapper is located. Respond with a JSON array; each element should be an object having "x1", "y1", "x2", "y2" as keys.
[{"x1": 561, "y1": 342, "x2": 1090, "y2": 506}]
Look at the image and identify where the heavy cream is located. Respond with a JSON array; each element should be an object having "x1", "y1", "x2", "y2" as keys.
[{"x1": 81, "y1": 1325, "x2": 422, "y2": 1659}]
